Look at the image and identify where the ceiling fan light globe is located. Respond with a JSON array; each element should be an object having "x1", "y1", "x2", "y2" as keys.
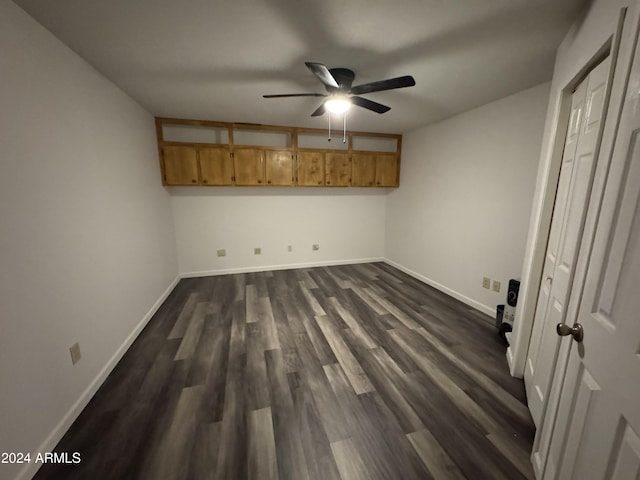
[{"x1": 325, "y1": 97, "x2": 351, "y2": 114}]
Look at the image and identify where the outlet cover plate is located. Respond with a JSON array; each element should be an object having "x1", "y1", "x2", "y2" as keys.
[
  {"x1": 482, "y1": 277, "x2": 491, "y2": 289},
  {"x1": 493, "y1": 280, "x2": 501, "y2": 292},
  {"x1": 217, "y1": 249, "x2": 226, "y2": 257},
  {"x1": 312, "y1": 244, "x2": 319, "y2": 251},
  {"x1": 254, "y1": 247, "x2": 261, "y2": 255}
]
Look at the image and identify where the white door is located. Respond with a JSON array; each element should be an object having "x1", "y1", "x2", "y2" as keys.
[
  {"x1": 525, "y1": 56, "x2": 611, "y2": 428},
  {"x1": 541, "y1": 20, "x2": 640, "y2": 479}
]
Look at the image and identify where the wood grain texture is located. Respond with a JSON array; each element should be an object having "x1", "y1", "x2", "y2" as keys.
[
  {"x1": 330, "y1": 437, "x2": 372, "y2": 480},
  {"x1": 408, "y1": 428, "x2": 466, "y2": 480},
  {"x1": 248, "y1": 407, "x2": 278, "y2": 480},
  {"x1": 34, "y1": 262, "x2": 535, "y2": 480}
]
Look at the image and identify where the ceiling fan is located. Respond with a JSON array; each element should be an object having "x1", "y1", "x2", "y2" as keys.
[{"x1": 263, "y1": 62, "x2": 416, "y2": 116}]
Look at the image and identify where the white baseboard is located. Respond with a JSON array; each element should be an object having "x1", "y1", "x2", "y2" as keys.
[
  {"x1": 180, "y1": 257, "x2": 385, "y2": 278},
  {"x1": 16, "y1": 274, "x2": 181, "y2": 480},
  {"x1": 384, "y1": 260, "x2": 519, "y2": 376},
  {"x1": 506, "y1": 345, "x2": 522, "y2": 378},
  {"x1": 382, "y1": 258, "x2": 495, "y2": 317}
]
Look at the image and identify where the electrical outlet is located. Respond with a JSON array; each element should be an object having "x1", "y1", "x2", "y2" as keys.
[
  {"x1": 493, "y1": 280, "x2": 501, "y2": 292},
  {"x1": 217, "y1": 249, "x2": 226, "y2": 257},
  {"x1": 69, "y1": 342, "x2": 81, "y2": 365},
  {"x1": 287, "y1": 245, "x2": 292, "y2": 252},
  {"x1": 482, "y1": 277, "x2": 491, "y2": 289},
  {"x1": 254, "y1": 247, "x2": 261, "y2": 255},
  {"x1": 312, "y1": 244, "x2": 319, "y2": 251}
]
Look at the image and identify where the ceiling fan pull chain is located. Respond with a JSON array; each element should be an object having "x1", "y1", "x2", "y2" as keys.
[
  {"x1": 343, "y1": 112, "x2": 347, "y2": 144},
  {"x1": 328, "y1": 113, "x2": 331, "y2": 142}
]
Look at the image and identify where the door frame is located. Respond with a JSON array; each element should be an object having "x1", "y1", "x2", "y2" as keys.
[
  {"x1": 525, "y1": 51, "x2": 613, "y2": 429},
  {"x1": 528, "y1": 44, "x2": 616, "y2": 477},
  {"x1": 507, "y1": 4, "x2": 639, "y2": 477},
  {"x1": 507, "y1": 5, "x2": 632, "y2": 379},
  {"x1": 533, "y1": 5, "x2": 640, "y2": 477}
]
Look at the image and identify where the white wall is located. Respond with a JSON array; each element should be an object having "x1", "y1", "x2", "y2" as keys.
[
  {"x1": 385, "y1": 83, "x2": 550, "y2": 315},
  {"x1": 508, "y1": 0, "x2": 634, "y2": 377},
  {"x1": 0, "y1": 2, "x2": 179, "y2": 479},
  {"x1": 171, "y1": 188, "x2": 387, "y2": 275}
]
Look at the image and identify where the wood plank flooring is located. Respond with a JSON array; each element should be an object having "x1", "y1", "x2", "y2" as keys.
[{"x1": 34, "y1": 262, "x2": 535, "y2": 480}]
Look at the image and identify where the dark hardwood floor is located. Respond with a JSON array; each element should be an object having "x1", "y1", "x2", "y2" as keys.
[{"x1": 34, "y1": 262, "x2": 535, "y2": 480}]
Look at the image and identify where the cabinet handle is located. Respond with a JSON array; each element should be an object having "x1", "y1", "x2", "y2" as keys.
[
  {"x1": 203, "y1": 179, "x2": 208, "y2": 184},
  {"x1": 192, "y1": 179, "x2": 197, "y2": 183},
  {"x1": 268, "y1": 180, "x2": 271, "y2": 184},
  {"x1": 327, "y1": 181, "x2": 331, "y2": 185},
  {"x1": 318, "y1": 181, "x2": 321, "y2": 185},
  {"x1": 258, "y1": 180, "x2": 262, "y2": 184}
]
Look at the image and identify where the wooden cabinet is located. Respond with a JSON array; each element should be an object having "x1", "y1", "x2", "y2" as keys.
[
  {"x1": 162, "y1": 145, "x2": 199, "y2": 185},
  {"x1": 234, "y1": 148, "x2": 264, "y2": 185},
  {"x1": 297, "y1": 151, "x2": 325, "y2": 186},
  {"x1": 374, "y1": 153, "x2": 399, "y2": 187},
  {"x1": 199, "y1": 146, "x2": 233, "y2": 186},
  {"x1": 351, "y1": 153, "x2": 376, "y2": 187},
  {"x1": 351, "y1": 152, "x2": 399, "y2": 187},
  {"x1": 325, "y1": 152, "x2": 351, "y2": 186},
  {"x1": 162, "y1": 145, "x2": 236, "y2": 186},
  {"x1": 156, "y1": 118, "x2": 402, "y2": 188},
  {"x1": 265, "y1": 150, "x2": 294, "y2": 186},
  {"x1": 233, "y1": 148, "x2": 294, "y2": 186}
]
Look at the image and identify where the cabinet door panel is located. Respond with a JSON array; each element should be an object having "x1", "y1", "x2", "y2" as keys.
[
  {"x1": 297, "y1": 151, "x2": 325, "y2": 186},
  {"x1": 325, "y1": 152, "x2": 351, "y2": 186},
  {"x1": 162, "y1": 145, "x2": 199, "y2": 185},
  {"x1": 199, "y1": 147, "x2": 233, "y2": 186},
  {"x1": 375, "y1": 154, "x2": 399, "y2": 187},
  {"x1": 351, "y1": 153, "x2": 376, "y2": 187},
  {"x1": 234, "y1": 148, "x2": 264, "y2": 185},
  {"x1": 265, "y1": 150, "x2": 294, "y2": 185}
]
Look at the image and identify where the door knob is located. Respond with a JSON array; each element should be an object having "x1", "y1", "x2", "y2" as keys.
[{"x1": 556, "y1": 323, "x2": 584, "y2": 343}]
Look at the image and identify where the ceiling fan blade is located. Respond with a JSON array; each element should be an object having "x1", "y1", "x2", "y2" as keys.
[
  {"x1": 263, "y1": 93, "x2": 326, "y2": 98},
  {"x1": 351, "y1": 96, "x2": 391, "y2": 114},
  {"x1": 350, "y1": 75, "x2": 416, "y2": 95},
  {"x1": 305, "y1": 62, "x2": 339, "y2": 89},
  {"x1": 311, "y1": 103, "x2": 326, "y2": 117}
]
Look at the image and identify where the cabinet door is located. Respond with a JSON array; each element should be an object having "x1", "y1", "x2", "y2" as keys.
[
  {"x1": 351, "y1": 153, "x2": 376, "y2": 187},
  {"x1": 162, "y1": 145, "x2": 199, "y2": 185},
  {"x1": 297, "y1": 151, "x2": 325, "y2": 186},
  {"x1": 325, "y1": 152, "x2": 351, "y2": 186},
  {"x1": 234, "y1": 148, "x2": 264, "y2": 185},
  {"x1": 199, "y1": 146, "x2": 234, "y2": 186},
  {"x1": 265, "y1": 150, "x2": 294, "y2": 186},
  {"x1": 375, "y1": 153, "x2": 399, "y2": 187}
]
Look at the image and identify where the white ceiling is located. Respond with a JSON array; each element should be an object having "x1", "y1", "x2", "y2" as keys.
[{"x1": 14, "y1": 0, "x2": 586, "y2": 134}]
